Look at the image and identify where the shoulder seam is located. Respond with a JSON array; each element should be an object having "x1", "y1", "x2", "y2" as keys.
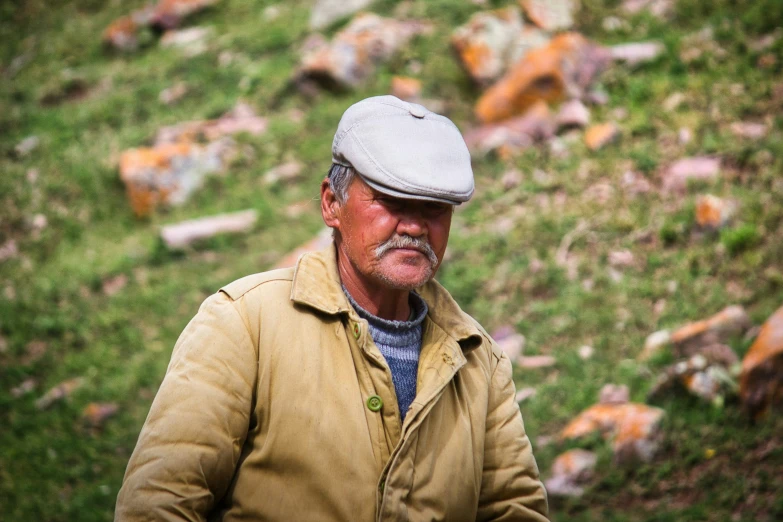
[{"x1": 219, "y1": 270, "x2": 293, "y2": 301}]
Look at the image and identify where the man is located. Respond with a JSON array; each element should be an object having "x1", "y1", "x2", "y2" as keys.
[{"x1": 116, "y1": 96, "x2": 548, "y2": 521}]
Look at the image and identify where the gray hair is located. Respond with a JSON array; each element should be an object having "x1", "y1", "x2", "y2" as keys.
[{"x1": 328, "y1": 163, "x2": 355, "y2": 204}]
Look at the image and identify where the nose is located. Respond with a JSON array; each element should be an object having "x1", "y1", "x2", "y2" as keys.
[{"x1": 395, "y1": 210, "x2": 427, "y2": 238}]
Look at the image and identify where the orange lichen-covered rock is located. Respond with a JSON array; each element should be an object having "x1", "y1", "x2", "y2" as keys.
[
  {"x1": 119, "y1": 142, "x2": 221, "y2": 217},
  {"x1": 545, "y1": 449, "x2": 596, "y2": 497},
  {"x1": 103, "y1": 16, "x2": 141, "y2": 51},
  {"x1": 464, "y1": 100, "x2": 555, "y2": 155},
  {"x1": 151, "y1": 0, "x2": 220, "y2": 30},
  {"x1": 103, "y1": 0, "x2": 216, "y2": 50},
  {"x1": 451, "y1": 7, "x2": 548, "y2": 86},
  {"x1": 584, "y1": 122, "x2": 619, "y2": 150},
  {"x1": 298, "y1": 13, "x2": 431, "y2": 90},
  {"x1": 670, "y1": 305, "x2": 750, "y2": 353},
  {"x1": 475, "y1": 33, "x2": 610, "y2": 123},
  {"x1": 740, "y1": 305, "x2": 783, "y2": 419},
  {"x1": 390, "y1": 76, "x2": 422, "y2": 101},
  {"x1": 561, "y1": 403, "x2": 664, "y2": 463},
  {"x1": 520, "y1": 0, "x2": 577, "y2": 31},
  {"x1": 695, "y1": 194, "x2": 735, "y2": 229}
]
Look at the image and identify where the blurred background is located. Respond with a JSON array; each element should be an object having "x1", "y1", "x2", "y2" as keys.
[{"x1": 1, "y1": 0, "x2": 782, "y2": 520}]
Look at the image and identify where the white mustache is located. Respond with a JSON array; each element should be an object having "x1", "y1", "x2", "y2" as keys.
[{"x1": 375, "y1": 235, "x2": 438, "y2": 266}]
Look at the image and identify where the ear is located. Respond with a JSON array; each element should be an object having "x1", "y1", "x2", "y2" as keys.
[{"x1": 321, "y1": 178, "x2": 341, "y2": 230}]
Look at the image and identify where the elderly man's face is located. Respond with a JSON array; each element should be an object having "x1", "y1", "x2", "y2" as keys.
[{"x1": 327, "y1": 176, "x2": 453, "y2": 291}]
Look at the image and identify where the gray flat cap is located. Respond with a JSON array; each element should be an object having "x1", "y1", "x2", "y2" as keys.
[{"x1": 332, "y1": 95, "x2": 474, "y2": 205}]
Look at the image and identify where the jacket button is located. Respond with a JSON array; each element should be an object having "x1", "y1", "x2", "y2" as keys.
[
  {"x1": 442, "y1": 353, "x2": 453, "y2": 365},
  {"x1": 367, "y1": 395, "x2": 383, "y2": 412},
  {"x1": 353, "y1": 323, "x2": 361, "y2": 339}
]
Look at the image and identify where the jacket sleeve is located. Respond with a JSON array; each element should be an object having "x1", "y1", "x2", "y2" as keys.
[
  {"x1": 477, "y1": 350, "x2": 549, "y2": 522},
  {"x1": 115, "y1": 292, "x2": 257, "y2": 521}
]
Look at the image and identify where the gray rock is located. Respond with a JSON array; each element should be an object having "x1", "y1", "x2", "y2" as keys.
[{"x1": 309, "y1": 0, "x2": 374, "y2": 30}]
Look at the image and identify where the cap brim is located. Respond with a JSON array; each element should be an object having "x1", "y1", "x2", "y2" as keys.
[{"x1": 360, "y1": 175, "x2": 465, "y2": 205}]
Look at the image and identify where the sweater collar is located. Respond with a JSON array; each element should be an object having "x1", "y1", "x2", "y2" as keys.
[{"x1": 290, "y1": 241, "x2": 483, "y2": 351}]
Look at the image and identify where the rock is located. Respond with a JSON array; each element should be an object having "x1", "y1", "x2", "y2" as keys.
[
  {"x1": 82, "y1": 402, "x2": 120, "y2": 428},
  {"x1": 662, "y1": 156, "x2": 721, "y2": 193},
  {"x1": 159, "y1": 82, "x2": 188, "y2": 105},
  {"x1": 390, "y1": 76, "x2": 422, "y2": 101},
  {"x1": 475, "y1": 33, "x2": 611, "y2": 123},
  {"x1": 0, "y1": 239, "x2": 19, "y2": 262},
  {"x1": 155, "y1": 102, "x2": 267, "y2": 143},
  {"x1": 608, "y1": 250, "x2": 634, "y2": 268},
  {"x1": 561, "y1": 402, "x2": 664, "y2": 463},
  {"x1": 602, "y1": 16, "x2": 630, "y2": 32},
  {"x1": 695, "y1": 194, "x2": 735, "y2": 229},
  {"x1": 297, "y1": 13, "x2": 432, "y2": 90},
  {"x1": 680, "y1": 27, "x2": 727, "y2": 64},
  {"x1": 599, "y1": 384, "x2": 629, "y2": 404},
  {"x1": 757, "y1": 53, "x2": 777, "y2": 69},
  {"x1": 274, "y1": 228, "x2": 333, "y2": 269},
  {"x1": 670, "y1": 305, "x2": 750, "y2": 355},
  {"x1": 639, "y1": 329, "x2": 671, "y2": 361},
  {"x1": 160, "y1": 210, "x2": 258, "y2": 249},
  {"x1": 102, "y1": 10, "x2": 153, "y2": 51},
  {"x1": 730, "y1": 122, "x2": 768, "y2": 140},
  {"x1": 515, "y1": 387, "x2": 537, "y2": 402},
  {"x1": 309, "y1": 0, "x2": 374, "y2": 30},
  {"x1": 15, "y1": 135, "x2": 40, "y2": 157},
  {"x1": 556, "y1": 99, "x2": 590, "y2": 129},
  {"x1": 451, "y1": 7, "x2": 549, "y2": 86},
  {"x1": 663, "y1": 92, "x2": 685, "y2": 112},
  {"x1": 501, "y1": 169, "x2": 523, "y2": 189},
  {"x1": 20, "y1": 340, "x2": 47, "y2": 366},
  {"x1": 648, "y1": 353, "x2": 737, "y2": 403},
  {"x1": 150, "y1": 0, "x2": 220, "y2": 30},
  {"x1": 622, "y1": 0, "x2": 672, "y2": 19},
  {"x1": 11, "y1": 378, "x2": 37, "y2": 398},
  {"x1": 749, "y1": 29, "x2": 782, "y2": 52},
  {"x1": 520, "y1": 0, "x2": 577, "y2": 31},
  {"x1": 263, "y1": 4, "x2": 281, "y2": 21},
  {"x1": 264, "y1": 161, "x2": 304, "y2": 185},
  {"x1": 545, "y1": 449, "x2": 597, "y2": 498},
  {"x1": 610, "y1": 41, "x2": 664, "y2": 66},
  {"x1": 678, "y1": 127, "x2": 692, "y2": 144},
  {"x1": 518, "y1": 355, "x2": 556, "y2": 368},
  {"x1": 584, "y1": 122, "x2": 619, "y2": 150},
  {"x1": 578, "y1": 345, "x2": 594, "y2": 359},
  {"x1": 103, "y1": 0, "x2": 217, "y2": 51},
  {"x1": 35, "y1": 377, "x2": 85, "y2": 410},
  {"x1": 698, "y1": 343, "x2": 740, "y2": 368},
  {"x1": 493, "y1": 325, "x2": 526, "y2": 362},
  {"x1": 464, "y1": 100, "x2": 555, "y2": 156},
  {"x1": 160, "y1": 27, "x2": 212, "y2": 56},
  {"x1": 740, "y1": 305, "x2": 783, "y2": 418},
  {"x1": 620, "y1": 170, "x2": 652, "y2": 196},
  {"x1": 119, "y1": 142, "x2": 225, "y2": 217},
  {"x1": 585, "y1": 88, "x2": 609, "y2": 105},
  {"x1": 120, "y1": 103, "x2": 266, "y2": 216},
  {"x1": 102, "y1": 274, "x2": 129, "y2": 296}
]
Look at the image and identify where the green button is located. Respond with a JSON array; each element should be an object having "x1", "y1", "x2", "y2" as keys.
[
  {"x1": 367, "y1": 395, "x2": 383, "y2": 412},
  {"x1": 353, "y1": 323, "x2": 361, "y2": 339}
]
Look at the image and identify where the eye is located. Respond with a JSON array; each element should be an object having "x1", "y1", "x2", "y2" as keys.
[{"x1": 424, "y1": 203, "x2": 451, "y2": 217}]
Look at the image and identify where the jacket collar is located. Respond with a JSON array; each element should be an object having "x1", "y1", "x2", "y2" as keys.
[{"x1": 290, "y1": 242, "x2": 483, "y2": 351}]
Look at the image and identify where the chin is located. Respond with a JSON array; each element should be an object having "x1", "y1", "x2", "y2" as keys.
[{"x1": 375, "y1": 267, "x2": 433, "y2": 291}]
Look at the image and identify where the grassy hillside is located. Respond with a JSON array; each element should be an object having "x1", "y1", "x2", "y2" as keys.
[{"x1": 1, "y1": 0, "x2": 782, "y2": 520}]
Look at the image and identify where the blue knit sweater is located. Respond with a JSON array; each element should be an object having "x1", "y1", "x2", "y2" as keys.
[{"x1": 343, "y1": 288, "x2": 428, "y2": 422}]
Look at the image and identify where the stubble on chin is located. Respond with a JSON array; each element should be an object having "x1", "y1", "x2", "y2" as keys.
[{"x1": 373, "y1": 252, "x2": 437, "y2": 290}]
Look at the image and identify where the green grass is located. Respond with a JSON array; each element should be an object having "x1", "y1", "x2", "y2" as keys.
[{"x1": 2, "y1": 0, "x2": 783, "y2": 520}]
